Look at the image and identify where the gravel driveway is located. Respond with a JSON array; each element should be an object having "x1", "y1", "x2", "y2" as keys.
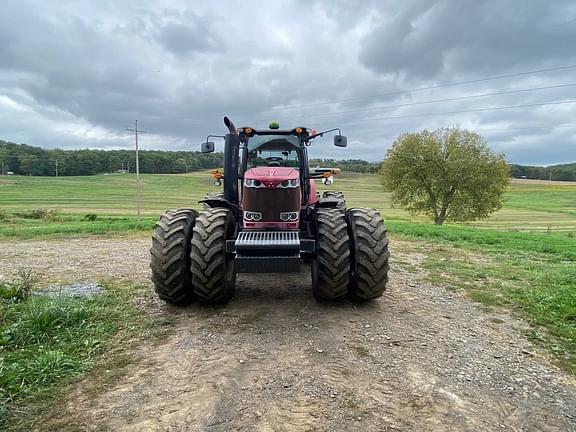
[{"x1": 1, "y1": 236, "x2": 574, "y2": 431}]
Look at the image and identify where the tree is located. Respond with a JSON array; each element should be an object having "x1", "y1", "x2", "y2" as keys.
[
  {"x1": 380, "y1": 128, "x2": 510, "y2": 225},
  {"x1": 19, "y1": 154, "x2": 38, "y2": 176}
]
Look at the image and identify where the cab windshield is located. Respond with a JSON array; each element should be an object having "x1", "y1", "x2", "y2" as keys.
[{"x1": 246, "y1": 135, "x2": 300, "y2": 168}]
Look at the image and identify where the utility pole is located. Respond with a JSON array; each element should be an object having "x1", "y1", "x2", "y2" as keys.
[
  {"x1": 55, "y1": 160, "x2": 59, "y2": 177},
  {"x1": 126, "y1": 120, "x2": 147, "y2": 222}
]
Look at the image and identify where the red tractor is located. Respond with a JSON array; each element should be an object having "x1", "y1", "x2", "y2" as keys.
[{"x1": 150, "y1": 117, "x2": 389, "y2": 304}]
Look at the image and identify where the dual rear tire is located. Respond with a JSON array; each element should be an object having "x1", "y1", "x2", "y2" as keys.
[
  {"x1": 150, "y1": 209, "x2": 197, "y2": 305},
  {"x1": 150, "y1": 207, "x2": 235, "y2": 305},
  {"x1": 312, "y1": 207, "x2": 389, "y2": 301}
]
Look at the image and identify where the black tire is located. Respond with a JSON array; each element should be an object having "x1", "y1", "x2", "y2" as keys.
[
  {"x1": 321, "y1": 191, "x2": 346, "y2": 210},
  {"x1": 347, "y1": 208, "x2": 389, "y2": 301},
  {"x1": 312, "y1": 208, "x2": 350, "y2": 300},
  {"x1": 150, "y1": 209, "x2": 198, "y2": 305},
  {"x1": 190, "y1": 208, "x2": 236, "y2": 304}
]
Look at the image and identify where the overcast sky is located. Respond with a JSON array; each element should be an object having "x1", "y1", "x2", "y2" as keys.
[{"x1": 0, "y1": 0, "x2": 575, "y2": 165}]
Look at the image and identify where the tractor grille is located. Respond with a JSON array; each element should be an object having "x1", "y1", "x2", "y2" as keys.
[{"x1": 235, "y1": 231, "x2": 299, "y2": 250}]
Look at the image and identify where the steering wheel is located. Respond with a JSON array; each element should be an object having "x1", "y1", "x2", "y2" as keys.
[{"x1": 266, "y1": 156, "x2": 283, "y2": 167}]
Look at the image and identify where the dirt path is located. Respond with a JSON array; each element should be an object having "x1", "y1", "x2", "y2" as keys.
[{"x1": 1, "y1": 236, "x2": 575, "y2": 431}]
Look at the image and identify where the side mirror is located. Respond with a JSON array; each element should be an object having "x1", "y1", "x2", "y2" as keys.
[
  {"x1": 201, "y1": 141, "x2": 215, "y2": 153},
  {"x1": 334, "y1": 135, "x2": 347, "y2": 147}
]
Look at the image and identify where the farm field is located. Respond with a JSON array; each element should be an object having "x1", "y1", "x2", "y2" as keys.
[
  {"x1": 1, "y1": 172, "x2": 575, "y2": 237},
  {"x1": 1, "y1": 172, "x2": 576, "y2": 430}
]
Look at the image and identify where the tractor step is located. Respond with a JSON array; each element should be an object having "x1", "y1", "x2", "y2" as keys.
[
  {"x1": 227, "y1": 231, "x2": 315, "y2": 273},
  {"x1": 235, "y1": 231, "x2": 300, "y2": 250}
]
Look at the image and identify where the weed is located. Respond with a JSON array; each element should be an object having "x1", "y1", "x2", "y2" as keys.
[
  {"x1": 26, "y1": 351, "x2": 81, "y2": 385},
  {"x1": 13, "y1": 208, "x2": 59, "y2": 221},
  {"x1": 0, "y1": 269, "x2": 36, "y2": 303}
]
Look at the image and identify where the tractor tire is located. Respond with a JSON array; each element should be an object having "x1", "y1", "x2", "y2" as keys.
[
  {"x1": 347, "y1": 208, "x2": 390, "y2": 301},
  {"x1": 321, "y1": 191, "x2": 346, "y2": 210},
  {"x1": 190, "y1": 207, "x2": 236, "y2": 304},
  {"x1": 150, "y1": 208, "x2": 198, "y2": 305},
  {"x1": 312, "y1": 208, "x2": 350, "y2": 300}
]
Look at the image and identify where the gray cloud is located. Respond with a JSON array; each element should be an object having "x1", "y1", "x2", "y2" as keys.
[
  {"x1": 0, "y1": 0, "x2": 575, "y2": 165},
  {"x1": 153, "y1": 10, "x2": 221, "y2": 55},
  {"x1": 359, "y1": 0, "x2": 576, "y2": 80}
]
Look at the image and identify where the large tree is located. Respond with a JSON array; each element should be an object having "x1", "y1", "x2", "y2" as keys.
[{"x1": 380, "y1": 128, "x2": 510, "y2": 225}]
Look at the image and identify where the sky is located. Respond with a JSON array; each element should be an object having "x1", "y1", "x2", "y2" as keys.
[{"x1": 0, "y1": 0, "x2": 575, "y2": 165}]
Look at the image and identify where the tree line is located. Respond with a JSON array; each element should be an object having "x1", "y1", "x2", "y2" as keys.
[
  {"x1": 0, "y1": 140, "x2": 224, "y2": 176},
  {"x1": 509, "y1": 163, "x2": 576, "y2": 181},
  {"x1": 308, "y1": 158, "x2": 380, "y2": 174},
  {"x1": 0, "y1": 140, "x2": 383, "y2": 176},
  {"x1": 1, "y1": 139, "x2": 575, "y2": 179}
]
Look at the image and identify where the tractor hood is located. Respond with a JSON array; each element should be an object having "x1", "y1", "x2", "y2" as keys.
[{"x1": 244, "y1": 167, "x2": 299, "y2": 187}]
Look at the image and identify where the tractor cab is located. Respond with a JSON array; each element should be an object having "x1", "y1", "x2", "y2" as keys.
[{"x1": 239, "y1": 127, "x2": 308, "y2": 230}]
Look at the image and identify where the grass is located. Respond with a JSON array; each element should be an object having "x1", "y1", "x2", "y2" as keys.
[
  {"x1": 0, "y1": 212, "x2": 155, "y2": 239},
  {"x1": 392, "y1": 224, "x2": 576, "y2": 374},
  {"x1": 1, "y1": 173, "x2": 575, "y2": 237},
  {"x1": 0, "y1": 173, "x2": 213, "y2": 216},
  {"x1": 387, "y1": 221, "x2": 575, "y2": 260},
  {"x1": 0, "y1": 273, "x2": 157, "y2": 431}
]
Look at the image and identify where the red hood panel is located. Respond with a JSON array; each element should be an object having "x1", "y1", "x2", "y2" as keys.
[{"x1": 245, "y1": 167, "x2": 299, "y2": 181}]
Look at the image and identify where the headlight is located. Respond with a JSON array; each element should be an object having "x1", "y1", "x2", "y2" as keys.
[
  {"x1": 280, "y1": 212, "x2": 299, "y2": 221},
  {"x1": 244, "y1": 179, "x2": 266, "y2": 188},
  {"x1": 244, "y1": 211, "x2": 262, "y2": 221},
  {"x1": 278, "y1": 178, "x2": 300, "y2": 189}
]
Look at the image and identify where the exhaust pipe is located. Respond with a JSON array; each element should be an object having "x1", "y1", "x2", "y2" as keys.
[
  {"x1": 224, "y1": 116, "x2": 237, "y2": 135},
  {"x1": 223, "y1": 116, "x2": 239, "y2": 204}
]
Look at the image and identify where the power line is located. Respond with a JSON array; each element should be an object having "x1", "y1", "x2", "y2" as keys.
[
  {"x1": 258, "y1": 64, "x2": 576, "y2": 112},
  {"x1": 351, "y1": 124, "x2": 576, "y2": 139},
  {"x1": 252, "y1": 83, "x2": 576, "y2": 123},
  {"x1": 476, "y1": 124, "x2": 576, "y2": 133},
  {"x1": 316, "y1": 99, "x2": 576, "y2": 127}
]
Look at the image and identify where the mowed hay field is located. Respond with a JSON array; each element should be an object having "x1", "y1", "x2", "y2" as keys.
[{"x1": 1, "y1": 172, "x2": 575, "y2": 235}]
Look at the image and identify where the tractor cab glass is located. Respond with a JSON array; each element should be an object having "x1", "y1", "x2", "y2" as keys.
[{"x1": 246, "y1": 135, "x2": 301, "y2": 169}]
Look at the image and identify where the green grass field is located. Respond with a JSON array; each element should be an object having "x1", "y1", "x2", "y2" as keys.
[{"x1": 1, "y1": 172, "x2": 575, "y2": 237}]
